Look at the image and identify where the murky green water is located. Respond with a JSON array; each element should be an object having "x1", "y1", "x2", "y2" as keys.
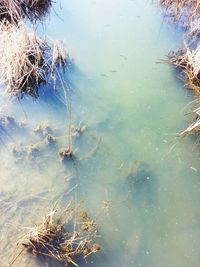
[{"x1": 1, "y1": 1, "x2": 200, "y2": 267}]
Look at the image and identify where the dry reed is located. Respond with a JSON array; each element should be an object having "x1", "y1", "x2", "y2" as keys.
[
  {"x1": 168, "y1": 46, "x2": 200, "y2": 136},
  {"x1": 159, "y1": 0, "x2": 200, "y2": 28},
  {"x1": 159, "y1": 0, "x2": 200, "y2": 136},
  {"x1": 10, "y1": 203, "x2": 100, "y2": 266},
  {"x1": 169, "y1": 45, "x2": 200, "y2": 93},
  {"x1": 0, "y1": 0, "x2": 52, "y2": 24},
  {"x1": 0, "y1": 22, "x2": 68, "y2": 98},
  {"x1": 178, "y1": 107, "x2": 200, "y2": 136}
]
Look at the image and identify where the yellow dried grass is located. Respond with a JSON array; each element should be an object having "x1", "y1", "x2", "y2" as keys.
[
  {"x1": 9, "y1": 202, "x2": 100, "y2": 267},
  {"x1": 0, "y1": 0, "x2": 52, "y2": 23},
  {"x1": 0, "y1": 22, "x2": 68, "y2": 98}
]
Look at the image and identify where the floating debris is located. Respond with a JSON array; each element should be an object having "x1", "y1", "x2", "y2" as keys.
[
  {"x1": 0, "y1": 22, "x2": 68, "y2": 98},
  {"x1": 190, "y1": 166, "x2": 198, "y2": 172},
  {"x1": 11, "y1": 203, "x2": 100, "y2": 267}
]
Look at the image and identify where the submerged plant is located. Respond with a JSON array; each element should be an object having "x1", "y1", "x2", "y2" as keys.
[
  {"x1": 44, "y1": 134, "x2": 56, "y2": 145},
  {"x1": 10, "y1": 203, "x2": 100, "y2": 266},
  {"x1": 59, "y1": 148, "x2": 74, "y2": 162},
  {"x1": 34, "y1": 121, "x2": 53, "y2": 138},
  {"x1": 72, "y1": 122, "x2": 87, "y2": 137},
  {"x1": 0, "y1": 22, "x2": 68, "y2": 98},
  {"x1": 12, "y1": 143, "x2": 41, "y2": 162}
]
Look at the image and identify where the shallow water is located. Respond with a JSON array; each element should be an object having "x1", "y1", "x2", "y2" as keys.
[{"x1": 1, "y1": 1, "x2": 200, "y2": 267}]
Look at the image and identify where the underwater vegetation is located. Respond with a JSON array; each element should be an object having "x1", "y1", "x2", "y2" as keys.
[
  {"x1": 10, "y1": 202, "x2": 100, "y2": 267},
  {"x1": 34, "y1": 121, "x2": 54, "y2": 139},
  {"x1": 0, "y1": 114, "x2": 26, "y2": 132},
  {"x1": 12, "y1": 143, "x2": 41, "y2": 162},
  {"x1": 71, "y1": 122, "x2": 87, "y2": 138},
  {"x1": 124, "y1": 161, "x2": 157, "y2": 206},
  {"x1": 59, "y1": 147, "x2": 75, "y2": 162},
  {"x1": 6, "y1": 118, "x2": 95, "y2": 167},
  {"x1": 0, "y1": 1, "x2": 104, "y2": 266},
  {"x1": 0, "y1": 113, "x2": 27, "y2": 145}
]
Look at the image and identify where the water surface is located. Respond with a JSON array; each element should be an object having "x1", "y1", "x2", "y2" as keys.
[{"x1": 1, "y1": 1, "x2": 200, "y2": 267}]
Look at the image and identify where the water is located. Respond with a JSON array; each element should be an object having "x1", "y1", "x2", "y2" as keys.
[{"x1": 1, "y1": 0, "x2": 200, "y2": 267}]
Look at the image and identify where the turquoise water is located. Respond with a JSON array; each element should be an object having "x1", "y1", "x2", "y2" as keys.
[{"x1": 1, "y1": 1, "x2": 200, "y2": 267}]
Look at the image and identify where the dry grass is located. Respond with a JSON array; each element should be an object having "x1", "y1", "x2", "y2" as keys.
[
  {"x1": 169, "y1": 45, "x2": 200, "y2": 93},
  {"x1": 0, "y1": 0, "x2": 52, "y2": 24},
  {"x1": 159, "y1": 0, "x2": 200, "y2": 89},
  {"x1": 10, "y1": 202, "x2": 100, "y2": 267},
  {"x1": 168, "y1": 46, "x2": 200, "y2": 136},
  {"x1": 159, "y1": 0, "x2": 200, "y2": 28},
  {"x1": 178, "y1": 107, "x2": 200, "y2": 136},
  {"x1": 0, "y1": 22, "x2": 68, "y2": 98},
  {"x1": 158, "y1": 1, "x2": 200, "y2": 137}
]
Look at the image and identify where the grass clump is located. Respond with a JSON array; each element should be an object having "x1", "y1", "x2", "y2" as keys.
[
  {"x1": 0, "y1": 22, "x2": 68, "y2": 98},
  {"x1": 179, "y1": 107, "x2": 200, "y2": 136},
  {"x1": 159, "y1": 0, "x2": 200, "y2": 137},
  {"x1": 22, "y1": 0, "x2": 52, "y2": 22},
  {"x1": 169, "y1": 45, "x2": 200, "y2": 93},
  {"x1": 59, "y1": 148, "x2": 74, "y2": 162},
  {"x1": 0, "y1": 0, "x2": 52, "y2": 24},
  {"x1": 159, "y1": 0, "x2": 200, "y2": 28},
  {"x1": 168, "y1": 46, "x2": 200, "y2": 136},
  {"x1": 11, "y1": 203, "x2": 100, "y2": 266}
]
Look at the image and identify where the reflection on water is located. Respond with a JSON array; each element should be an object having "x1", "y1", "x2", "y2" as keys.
[{"x1": 1, "y1": 0, "x2": 200, "y2": 267}]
